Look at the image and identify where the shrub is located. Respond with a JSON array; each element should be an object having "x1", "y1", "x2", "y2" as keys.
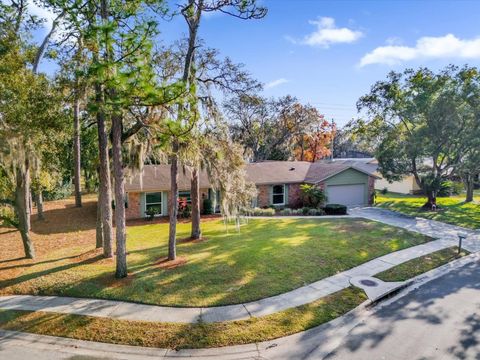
[
  {"x1": 301, "y1": 207, "x2": 312, "y2": 215},
  {"x1": 316, "y1": 208, "x2": 326, "y2": 216},
  {"x1": 43, "y1": 182, "x2": 72, "y2": 201},
  {"x1": 300, "y1": 184, "x2": 327, "y2": 208},
  {"x1": 324, "y1": 204, "x2": 347, "y2": 215},
  {"x1": 307, "y1": 208, "x2": 318, "y2": 216},
  {"x1": 438, "y1": 181, "x2": 464, "y2": 197},
  {"x1": 145, "y1": 206, "x2": 160, "y2": 221},
  {"x1": 0, "y1": 206, "x2": 16, "y2": 227},
  {"x1": 279, "y1": 208, "x2": 293, "y2": 215},
  {"x1": 307, "y1": 208, "x2": 326, "y2": 216},
  {"x1": 291, "y1": 209, "x2": 302, "y2": 215},
  {"x1": 252, "y1": 207, "x2": 276, "y2": 216},
  {"x1": 179, "y1": 205, "x2": 191, "y2": 218},
  {"x1": 202, "y1": 198, "x2": 214, "y2": 215},
  {"x1": 381, "y1": 187, "x2": 388, "y2": 195}
]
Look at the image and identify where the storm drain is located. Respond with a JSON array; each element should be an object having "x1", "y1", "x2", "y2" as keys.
[{"x1": 350, "y1": 276, "x2": 408, "y2": 303}]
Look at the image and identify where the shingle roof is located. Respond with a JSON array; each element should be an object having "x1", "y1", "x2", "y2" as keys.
[
  {"x1": 125, "y1": 160, "x2": 378, "y2": 192},
  {"x1": 125, "y1": 165, "x2": 210, "y2": 192},
  {"x1": 305, "y1": 160, "x2": 380, "y2": 183},
  {"x1": 245, "y1": 161, "x2": 312, "y2": 185}
]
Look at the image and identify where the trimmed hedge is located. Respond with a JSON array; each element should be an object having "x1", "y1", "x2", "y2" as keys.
[
  {"x1": 251, "y1": 207, "x2": 276, "y2": 216},
  {"x1": 324, "y1": 204, "x2": 347, "y2": 215},
  {"x1": 203, "y1": 198, "x2": 214, "y2": 215}
]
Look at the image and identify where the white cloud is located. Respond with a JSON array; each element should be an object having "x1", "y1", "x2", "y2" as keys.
[
  {"x1": 265, "y1": 78, "x2": 289, "y2": 89},
  {"x1": 300, "y1": 17, "x2": 363, "y2": 48},
  {"x1": 360, "y1": 34, "x2": 480, "y2": 66}
]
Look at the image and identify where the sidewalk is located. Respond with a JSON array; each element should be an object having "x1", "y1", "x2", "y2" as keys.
[
  {"x1": 349, "y1": 207, "x2": 480, "y2": 253},
  {"x1": 0, "y1": 238, "x2": 460, "y2": 323},
  {"x1": 1, "y1": 254, "x2": 478, "y2": 359},
  {"x1": 1, "y1": 207, "x2": 477, "y2": 324}
]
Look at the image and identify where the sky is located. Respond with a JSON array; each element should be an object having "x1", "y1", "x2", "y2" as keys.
[{"x1": 32, "y1": 0, "x2": 480, "y2": 127}]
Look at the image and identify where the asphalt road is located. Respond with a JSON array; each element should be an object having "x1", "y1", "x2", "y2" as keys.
[
  {"x1": 0, "y1": 259, "x2": 479, "y2": 360},
  {"x1": 325, "y1": 260, "x2": 480, "y2": 360}
]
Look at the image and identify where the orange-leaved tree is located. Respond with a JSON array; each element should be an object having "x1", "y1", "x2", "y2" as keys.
[{"x1": 294, "y1": 115, "x2": 336, "y2": 162}]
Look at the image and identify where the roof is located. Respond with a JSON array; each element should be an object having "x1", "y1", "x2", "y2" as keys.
[
  {"x1": 305, "y1": 160, "x2": 379, "y2": 183},
  {"x1": 125, "y1": 165, "x2": 210, "y2": 192},
  {"x1": 125, "y1": 160, "x2": 378, "y2": 192},
  {"x1": 245, "y1": 161, "x2": 312, "y2": 185}
]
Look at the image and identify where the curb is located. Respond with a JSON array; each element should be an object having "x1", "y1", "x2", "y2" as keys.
[{"x1": 370, "y1": 251, "x2": 480, "y2": 311}]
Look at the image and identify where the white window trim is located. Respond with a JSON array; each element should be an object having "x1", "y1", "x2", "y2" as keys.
[
  {"x1": 272, "y1": 184, "x2": 286, "y2": 206},
  {"x1": 145, "y1": 192, "x2": 163, "y2": 216}
]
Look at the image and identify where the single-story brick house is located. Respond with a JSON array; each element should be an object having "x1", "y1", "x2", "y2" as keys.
[{"x1": 125, "y1": 160, "x2": 378, "y2": 220}]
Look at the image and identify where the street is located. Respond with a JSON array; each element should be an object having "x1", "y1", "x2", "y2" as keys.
[{"x1": 325, "y1": 260, "x2": 480, "y2": 360}]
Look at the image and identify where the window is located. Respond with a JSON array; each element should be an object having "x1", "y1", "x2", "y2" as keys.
[
  {"x1": 272, "y1": 184, "x2": 285, "y2": 205},
  {"x1": 178, "y1": 191, "x2": 191, "y2": 203},
  {"x1": 145, "y1": 192, "x2": 162, "y2": 215}
]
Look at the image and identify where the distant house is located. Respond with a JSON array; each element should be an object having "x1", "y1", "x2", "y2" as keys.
[
  {"x1": 124, "y1": 161, "x2": 379, "y2": 220},
  {"x1": 335, "y1": 158, "x2": 422, "y2": 195}
]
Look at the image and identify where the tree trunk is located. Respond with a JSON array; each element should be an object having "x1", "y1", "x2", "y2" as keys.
[
  {"x1": 96, "y1": 93, "x2": 113, "y2": 258},
  {"x1": 15, "y1": 165, "x2": 35, "y2": 259},
  {"x1": 112, "y1": 114, "x2": 127, "y2": 278},
  {"x1": 168, "y1": 140, "x2": 179, "y2": 261},
  {"x1": 422, "y1": 191, "x2": 437, "y2": 210},
  {"x1": 24, "y1": 159, "x2": 31, "y2": 232},
  {"x1": 190, "y1": 166, "x2": 201, "y2": 240},
  {"x1": 35, "y1": 192, "x2": 45, "y2": 221},
  {"x1": 465, "y1": 175, "x2": 474, "y2": 203},
  {"x1": 73, "y1": 85, "x2": 82, "y2": 207},
  {"x1": 96, "y1": 193, "x2": 104, "y2": 248}
]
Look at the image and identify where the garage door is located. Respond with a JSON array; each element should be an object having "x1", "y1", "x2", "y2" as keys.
[{"x1": 326, "y1": 184, "x2": 365, "y2": 206}]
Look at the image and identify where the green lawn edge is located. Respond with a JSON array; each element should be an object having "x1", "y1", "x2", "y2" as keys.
[
  {"x1": 376, "y1": 246, "x2": 469, "y2": 282},
  {"x1": 0, "y1": 287, "x2": 367, "y2": 350},
  {"x1": 1, "y1": 218, "x2": 432, "y2": 307},
  {"x1": 375, "y1": 192, "x2": 480, "y2": 230}
]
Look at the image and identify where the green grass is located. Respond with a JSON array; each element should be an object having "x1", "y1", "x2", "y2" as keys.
[
  {"x1": 0, "y1": 287, "x2": 367, "y2": 349},
  {"x1": 0, "y1": 218, "x2": 431, "y2": 307},
  {"x1": 376, "y1": 246, "x2": 469, "y2": 282},
  {"x1": 376, "y1": 192, "x2": 480, "y2": 229}
]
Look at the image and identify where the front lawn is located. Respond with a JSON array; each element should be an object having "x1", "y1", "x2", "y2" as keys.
[
  {"x1": 0, "y1": 198, "x2": 431, "y2": 307},
  {"x1": 0, "y1": 287, "x2": 367, "y2": 349},
  {"x1": 376, "y1": 192, "x2": 480, "y2": 230},
  {"x1": 376, "y1": 246, "x2": 469, "y2": 282}
]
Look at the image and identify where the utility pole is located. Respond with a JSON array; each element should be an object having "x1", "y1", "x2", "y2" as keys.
[{"x1": 330, "y1": 118, "x2": 335, "y2": 161}]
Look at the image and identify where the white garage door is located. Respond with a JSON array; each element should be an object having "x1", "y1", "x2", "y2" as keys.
[{"x1": 326, "y1": 184, "x2": 366, "y2": 206}]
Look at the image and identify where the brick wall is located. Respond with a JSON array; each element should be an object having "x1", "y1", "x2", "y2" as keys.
[
  {"x1": 256, "y1": 183, "x2": 304, "y2": 208},
  {"x1": 287, "y1": 183, "x2": 302, "y2": 208},
  {"x1": 256, "y1": 185, "x2": 270, "y2": 207},
  {"x1": 126, "y1": 192, "x2": 141, "y2": 219}
]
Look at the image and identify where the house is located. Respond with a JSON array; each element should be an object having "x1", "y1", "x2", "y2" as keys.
[
  {"x1": 334, "y1": 158, "x2": 422, "y2": 195},
  {"x1": 124, "y1": 161, "x2": 379, "y2": 220}
]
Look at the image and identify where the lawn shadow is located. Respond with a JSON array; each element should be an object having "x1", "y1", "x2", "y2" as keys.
[
  {"x1": 0, "y1": 252, "x2": 106, "y2": 291},
  {"x1": 1, "y1": 217, "x2": 439, "y2": 309}
]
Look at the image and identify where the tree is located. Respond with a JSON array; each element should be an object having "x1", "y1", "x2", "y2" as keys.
[
  {"x1": 227, "y1": 95, "x2": 323, "y2": 161},
  {"x1": 454, "y1": 67, "x2": 480, "y2": 202},
  {"x1": 294, "y1": 116, "x2": 335, "y2": 162},
  {"x1": 356, "y1": 66, "x2": 474, "y2": 209},
  {"x1": 0, "y1": 0, "x2": 65, "y2": 258},
  {"x1": 158, "y1": 0, "x2": 266, "y2": 254}
]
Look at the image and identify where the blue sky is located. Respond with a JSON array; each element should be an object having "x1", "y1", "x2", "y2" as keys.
[{"x1": 33, "y1": 0, "x2": 480, "y2": 127}]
